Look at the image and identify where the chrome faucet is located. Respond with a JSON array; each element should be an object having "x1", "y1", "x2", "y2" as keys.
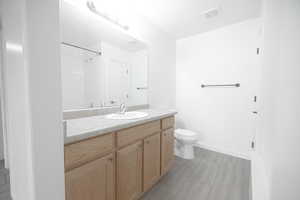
[{"x1": 120, "y1": 103, "x2": 127, "y2": 114}]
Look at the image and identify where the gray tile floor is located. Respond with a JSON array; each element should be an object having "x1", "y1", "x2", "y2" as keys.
[
  {"x1": 141, "y1": 148, "x2": 251, "y2": 200},
  {"x1": 0, "y1": 160, "x2": 10, "y2": 200},
  {"x1": 0, "y1": 149, "x2": 250, "y2": 200}
]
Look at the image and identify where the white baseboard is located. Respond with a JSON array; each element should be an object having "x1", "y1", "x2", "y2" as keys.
[{"x1": 195, "y1": 142, "x2": 251, "y2": 160}]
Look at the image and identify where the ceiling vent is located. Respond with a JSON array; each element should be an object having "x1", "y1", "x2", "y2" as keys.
[{"x1": 204, "y1": 8, "x2": 219, "y2": 19}]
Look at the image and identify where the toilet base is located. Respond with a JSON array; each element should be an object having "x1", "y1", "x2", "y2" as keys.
[{"x1": 175, "y1": 140, "x2": 195, "y2": 159}]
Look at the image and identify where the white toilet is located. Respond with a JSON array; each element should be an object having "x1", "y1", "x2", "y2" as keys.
[{"x1": 174, "y1": 129, "x2": 198, "y2": 159}]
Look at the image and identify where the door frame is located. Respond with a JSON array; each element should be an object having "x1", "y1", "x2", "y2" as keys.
[
  {"x1": 0, "y1": 29, "x2": 10, "y2": 169},
  {"x1": 105, "y1": 58, "x2": 130, "y2": 106}
]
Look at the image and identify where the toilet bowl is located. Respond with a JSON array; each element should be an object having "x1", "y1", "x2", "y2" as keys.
[{"x1": 174, "y1": 129, "x2": 198, "y2": 159}]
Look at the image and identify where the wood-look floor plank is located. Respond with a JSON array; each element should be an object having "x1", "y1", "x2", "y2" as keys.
[{"x1": 141, "y1": 148, "x2": 250, "y2": 200}]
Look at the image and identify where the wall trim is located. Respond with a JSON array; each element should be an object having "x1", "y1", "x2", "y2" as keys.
[
  {"x1": 195, "y1": 142, "x2": 251, "y2": 160},
  {"x1": 251, "y1": 151, "x2": 269, "y2": 200}
]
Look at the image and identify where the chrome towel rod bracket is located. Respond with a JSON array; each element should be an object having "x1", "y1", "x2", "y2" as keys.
[
  {"x1": 201, "y1": 83, "x2": 240, "y2": 88},
  {"x1": 136, "y1": 87, "x2": 148, "y2": 90}
]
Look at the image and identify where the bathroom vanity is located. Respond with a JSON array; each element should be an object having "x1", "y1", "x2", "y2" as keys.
[
  {"x1": 64, "y1": 110, "x2": 176, "y2": 200},
  {"x1": 60, "y1": 2, "x2": 176, "y2": 199}
]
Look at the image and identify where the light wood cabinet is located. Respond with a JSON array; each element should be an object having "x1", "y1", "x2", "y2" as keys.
[
  {"x1": 161, "y1": 116, "x2": 175, "y2": 130},
  {"x1": 65, "y1": 153, "x2": 115, "y2": 200},
  {"x1": 161, "y1": 128, "x2": 175, "y2": 175},
  {"x1": 117, "y1": 141, "x2": 143, "y2": 200},
  {"x1": 143, "y1": 133, "x2": 161, "y2": 191},
  {"x1": 64, "y1": 116, "x2": 175, "y2": 200}
]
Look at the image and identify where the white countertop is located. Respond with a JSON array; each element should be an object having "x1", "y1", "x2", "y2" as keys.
[{"x1": 65, "y1": 109, "x2": 177, "y2": 144}]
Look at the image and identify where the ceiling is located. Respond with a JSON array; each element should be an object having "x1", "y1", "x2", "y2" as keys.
[{"x1": 93, "y1": 0, "x2": 262, "y2": 39}]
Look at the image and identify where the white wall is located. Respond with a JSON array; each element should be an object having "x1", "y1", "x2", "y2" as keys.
[
  {"x1": 84, "y1": 44, "x2": 106, "y2": 108},
  {"x1": 254, "y1": 0, "x2": 300, "y2": 200},
  {"x1": 61, "y1": 45, "x2": 87, "y2": 109},
  {"x1": 129, "y1": 50, "x2": 148, "y2": 106},
  {"x1": 101, "y1": 42, "x2": 131, "y2": 106},
  {"x1": 2, "y1": 0, "x2": 65, "y2": 200},
  {"x1": 176, "y1": 18, "x2": 261, "y2": 159}
]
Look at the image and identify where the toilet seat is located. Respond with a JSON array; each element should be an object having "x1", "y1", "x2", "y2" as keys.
[{"x1": 175, "y1": 129, "x2": 197, "y2": 140}]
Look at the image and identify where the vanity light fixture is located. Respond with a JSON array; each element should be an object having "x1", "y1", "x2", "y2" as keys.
[{"x1": 86, "y1": 1, "x2": 129, "y2": 31}]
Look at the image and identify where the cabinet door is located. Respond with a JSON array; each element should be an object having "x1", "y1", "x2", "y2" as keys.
[
  {"x1": 161, "y1": 128, "x2": 174, "y2": 175},
  {"x1": 117, "y1": 141, "x2": 143, "y2": 200},
  {"x1": 65, "y1": 154, "x2": 115, "y2": 200},
  {"x1": 143, "y1": 133, "x2": 161, "y2": 191}
]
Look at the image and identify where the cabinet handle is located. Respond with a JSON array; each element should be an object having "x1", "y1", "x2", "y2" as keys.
[{"x1": 108, "y1": 157, "x2": 113, "y2": 162}]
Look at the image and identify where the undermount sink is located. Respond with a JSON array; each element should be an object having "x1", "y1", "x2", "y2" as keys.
[{"x1": 106, "y1": 111, "x2": 149, "y2": 120}]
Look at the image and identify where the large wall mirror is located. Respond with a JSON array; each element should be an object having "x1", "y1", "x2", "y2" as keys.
[{"x1": 61, "y1": 1, "x2": 148, "y2": 111}]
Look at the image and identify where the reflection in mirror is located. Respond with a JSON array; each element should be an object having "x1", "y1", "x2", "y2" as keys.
[{"x1": 60, "y1": 0, "x2": 148, "y2": 111}]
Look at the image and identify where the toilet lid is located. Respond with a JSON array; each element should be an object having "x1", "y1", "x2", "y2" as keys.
[{"x1": 175, "y1": 129, "x2": 197, "y2": 139}]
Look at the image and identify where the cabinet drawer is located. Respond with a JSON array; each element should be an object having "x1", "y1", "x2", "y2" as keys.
[
  {"x1": 65, "y1": 133, "x2": 115, "y2": 171},
  {"x1": 117, "y1": 121, "x2": 160, "y2": 147},
  {"x1": 161, "y1": 116, "x2": 175, "y2": 130}
]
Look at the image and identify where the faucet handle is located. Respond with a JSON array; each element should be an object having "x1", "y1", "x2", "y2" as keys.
[
  {"x1": 120, "y1": 103, "x2": 126, "y2": 114},
  {"x1": 110, "y1": 100, "x2": 116, "y2": 104}
]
